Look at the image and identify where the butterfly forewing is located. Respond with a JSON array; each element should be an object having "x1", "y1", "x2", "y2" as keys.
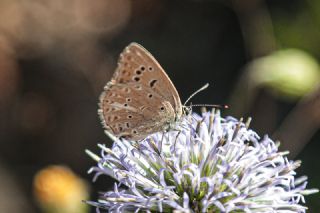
[
  {"x1": 113, "y1": 43, "x2": 182, "y2": 115},
  {"x1": 99, "y1": 43, "x2": 182, "y2": 140}
]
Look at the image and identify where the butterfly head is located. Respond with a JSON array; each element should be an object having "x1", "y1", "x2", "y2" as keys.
[{"x1": 182, "y1": 105, "x2": 192, "y2": 117}]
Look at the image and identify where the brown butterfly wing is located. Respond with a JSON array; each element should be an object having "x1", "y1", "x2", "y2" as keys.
[
  {"x1": 112, "y1": 43, "x2": 182, "y2": 117},
  {"x1": 99, "y1": 83, "x2": 176, "y2": 140},
  {"x1": 99, "y1": 43, "x2": 183, "y2": 140}
]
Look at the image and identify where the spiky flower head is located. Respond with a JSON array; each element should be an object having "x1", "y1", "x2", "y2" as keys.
[{"x1": 86, "y1": 109, "x2": 317, "y2": 212}]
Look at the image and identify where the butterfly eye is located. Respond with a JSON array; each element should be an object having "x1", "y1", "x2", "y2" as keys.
[
  {"x1": 160, "y1": 106, "x2": 165, "y2": 111},
  {"x1": 148, "y1": 94, "x2": 153, "y2": 98},
  {"x1": 133, "y1": 130, "x2": 137, "y2": 134}
]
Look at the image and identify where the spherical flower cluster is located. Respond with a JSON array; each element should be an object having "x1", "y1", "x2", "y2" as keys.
[{"x1": 86, "y1": 109, "x2": 317, "y2": 212}]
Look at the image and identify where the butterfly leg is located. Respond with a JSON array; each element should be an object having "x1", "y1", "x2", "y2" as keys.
[
  {"x1": 173, "y1": 130, "x2": 182, "y2": 153},
  {"x1": 158, "y1": 131, "x2": 165, "y2": 154}
]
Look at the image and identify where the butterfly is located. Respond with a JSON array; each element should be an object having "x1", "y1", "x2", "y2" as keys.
[{"x1": 98, "y1": 43, "x2": 183, "y2": 140}]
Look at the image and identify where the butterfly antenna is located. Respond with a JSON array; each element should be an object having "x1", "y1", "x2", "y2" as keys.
[
  {"x1": 183, "y1": 83, "x2": 209, "y2": 106},
  {"x1": 190, "y1": 104, "x2": 229, "y2": 109}
]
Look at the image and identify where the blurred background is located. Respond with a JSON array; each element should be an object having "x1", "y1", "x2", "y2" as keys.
[{"x1": 0, "y1": 0, "x2": 319, "y2": 212}]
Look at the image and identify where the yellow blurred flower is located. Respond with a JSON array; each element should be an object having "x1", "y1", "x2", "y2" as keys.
[{"x1": 33, "y1": 165, "x2": 89, "y2": 213}]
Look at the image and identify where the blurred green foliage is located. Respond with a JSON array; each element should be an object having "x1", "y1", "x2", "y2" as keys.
[{"x1": 249, "y1": 49, "x2": 320, "y2": 99}]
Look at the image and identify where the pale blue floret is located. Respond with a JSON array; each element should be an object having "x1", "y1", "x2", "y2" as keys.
[{"x1": 87, "y1": 109, "x2": 317, "y2": 213}]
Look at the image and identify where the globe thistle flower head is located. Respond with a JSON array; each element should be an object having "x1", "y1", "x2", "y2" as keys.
[{"x1": 87, "y1": 109, "x2": 317, "y2": 212}]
